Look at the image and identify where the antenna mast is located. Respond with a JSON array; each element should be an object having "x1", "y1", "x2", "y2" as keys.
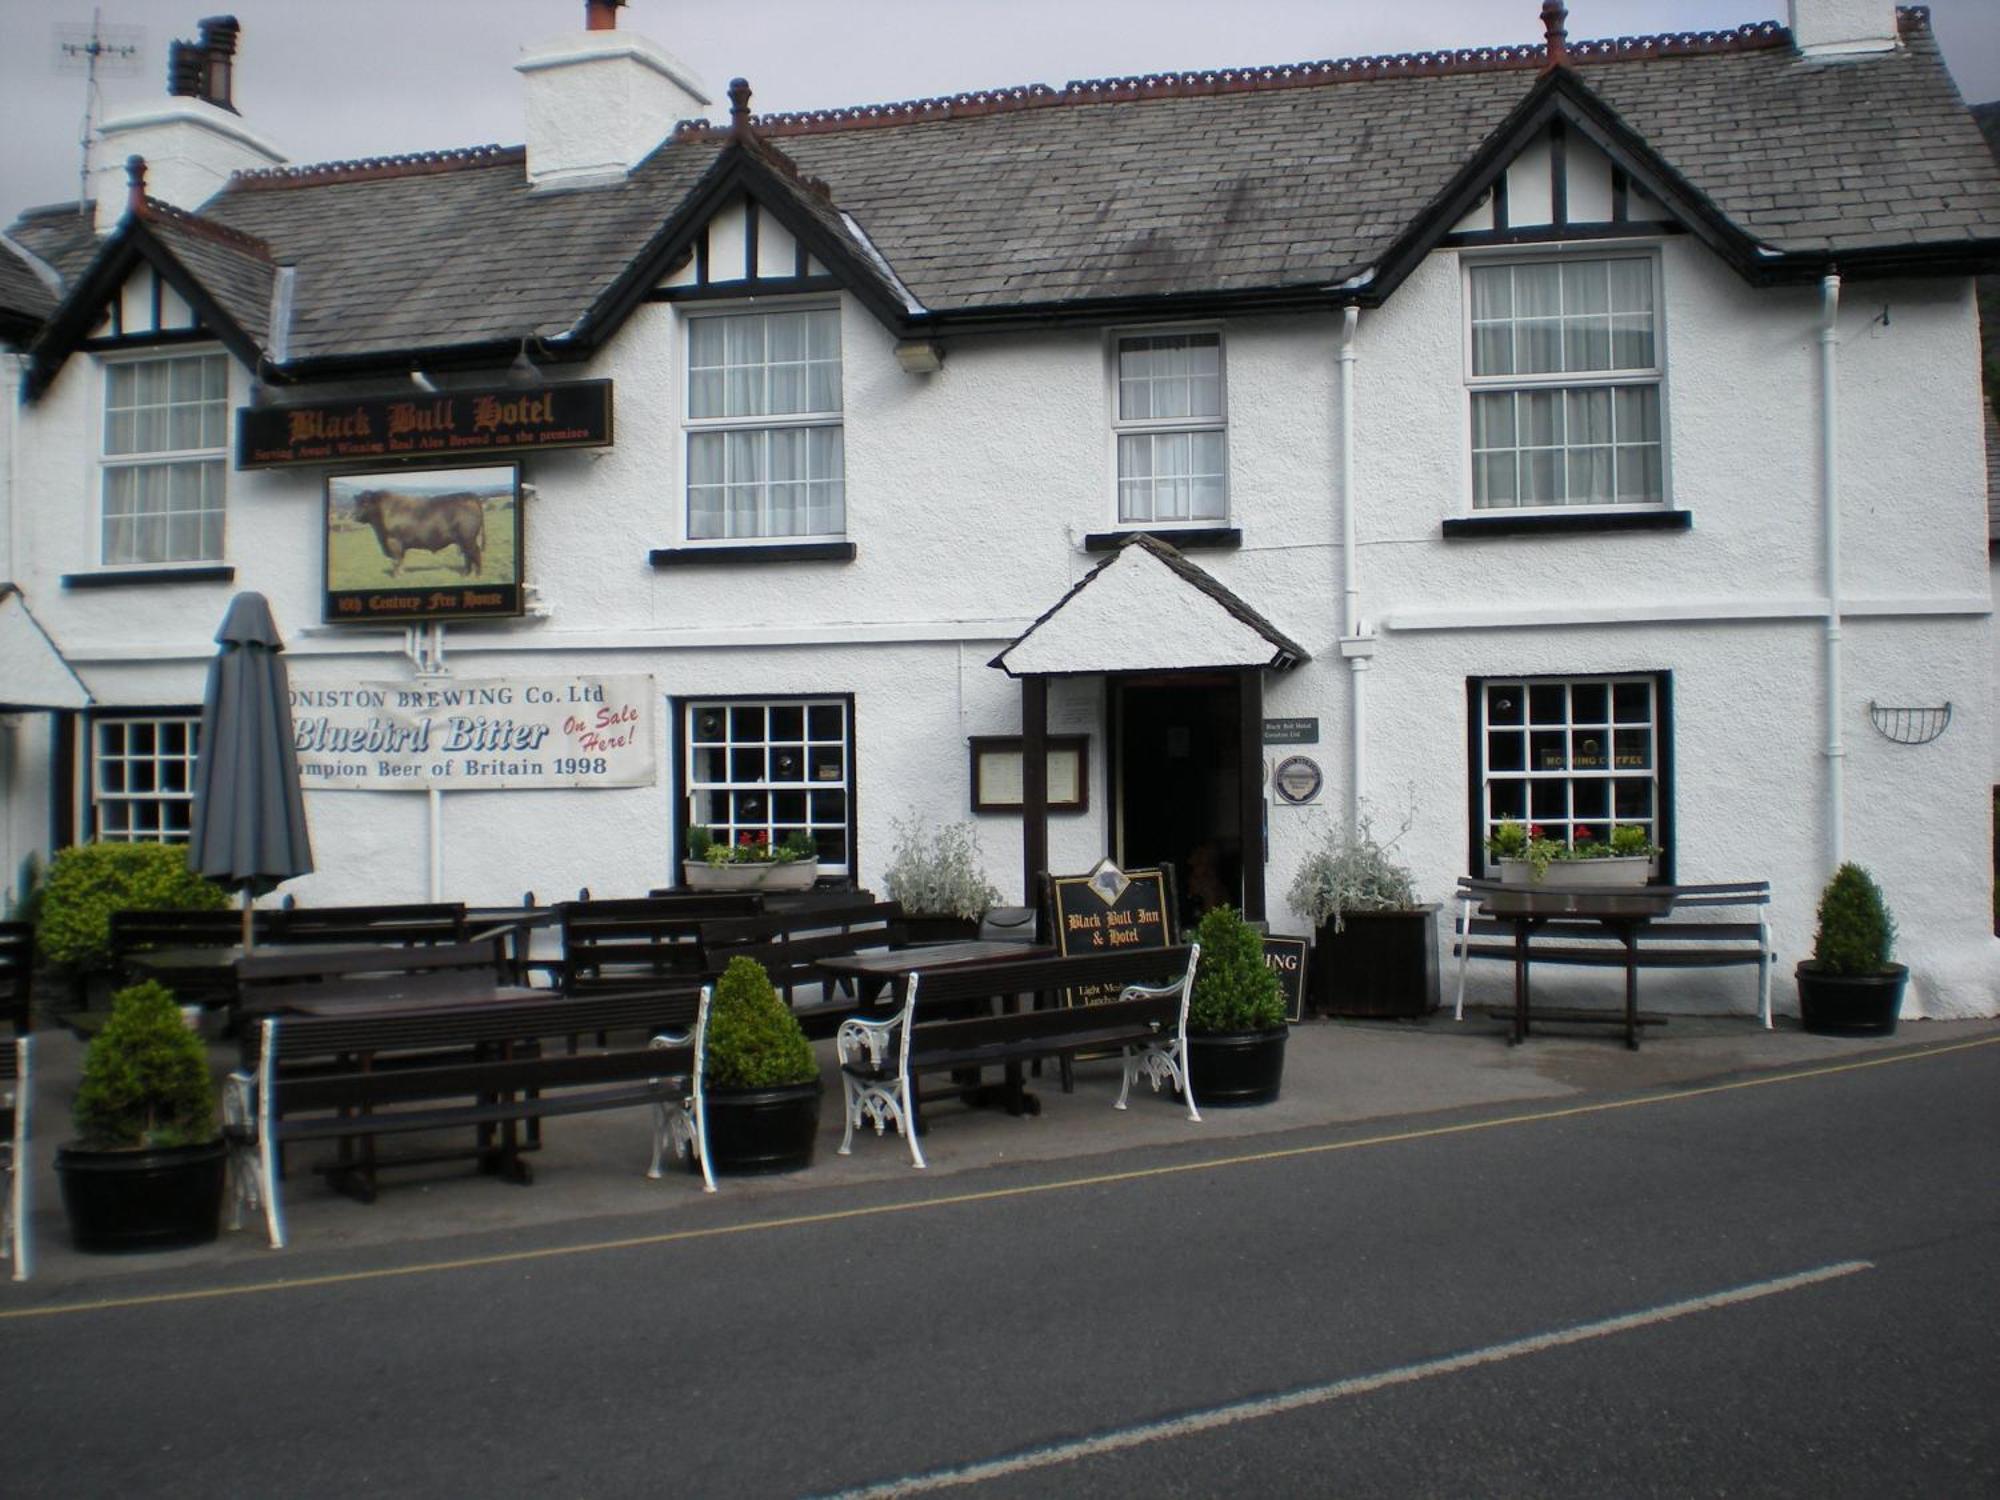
[{"x1": 54, "y1": 8, "x2": 144, "y2": 214}]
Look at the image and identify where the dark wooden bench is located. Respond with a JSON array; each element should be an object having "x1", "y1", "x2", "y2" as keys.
[
  {"x1": 1451, "y1": 878, "x2": 1774, "y2": 1029},
  {"x1": 836, "y1": 943, "x2": 1201, "y2": 1168},
  {"x1": 0, "y1": 921, "x2": 32, "y2": 1035},
  {"x1": 270, "y1": 902, "x2": 468, "y2": 947},
  {"x1": 224, "y1": 986, "x2": 715, "y2": 1248},
  {"x1": 235, "y1": 936, "x2": 516, "y2": 1021},
  {"x1": 558, "y1": 895, "x2": 762, "y2": 998},
  {"x1": 698, "y1": 900, "x2": 908, "y2": 1037},
  {"x1": 2, "y1": 1035, "x2": 28, "y2": 1280}
]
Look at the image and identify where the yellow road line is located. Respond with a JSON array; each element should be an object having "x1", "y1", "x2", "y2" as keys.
[{"x1": 6, "y1": 1032, "x2": 1994, "y2": 1323}]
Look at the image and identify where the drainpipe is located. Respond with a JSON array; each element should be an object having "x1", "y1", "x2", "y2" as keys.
[
  {"x1": 1818, "y1": 271, "x2": 1844, "y2": 873},
  {"x1": 1335, "y1": 305, "x2": 1374, "y2": 827}
]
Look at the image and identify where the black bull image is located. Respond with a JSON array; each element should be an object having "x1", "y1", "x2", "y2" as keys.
[{"x1": 351, "y1": 489, "x2": 487, "y2": 577}]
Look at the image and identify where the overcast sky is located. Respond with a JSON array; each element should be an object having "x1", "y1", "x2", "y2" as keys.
[{"x1": 3, "y1": 0, "x2": 1996, "y2": 228}]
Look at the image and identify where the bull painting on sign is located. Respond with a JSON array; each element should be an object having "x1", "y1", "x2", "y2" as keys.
[{"x1": 324, "y1": 464, "x2": 524, "y2": 622}]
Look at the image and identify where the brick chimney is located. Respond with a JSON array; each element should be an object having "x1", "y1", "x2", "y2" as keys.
[
  {"x1": 516, "y1": 0, "x2": 710, "y2": 189},
  {"x1": 92, "y1": 13, "x2": 283, "y2": 231},
  {"x1": 1788, "y1": 0, "x2": 1899, "y2": 58}
]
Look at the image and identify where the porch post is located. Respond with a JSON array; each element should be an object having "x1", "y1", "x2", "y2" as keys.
[
  {"x1": 1021, "y1": 674, "x2": 1049, "y2": 908},
  {"x1": 1239, "y1": 669, "x2": 1265, "y2": 921}
]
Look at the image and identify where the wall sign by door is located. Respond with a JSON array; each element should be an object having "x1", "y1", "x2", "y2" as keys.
[
  {"x1": 1045, "y1": 858, "x2": 1175, "y2": 1006},
  {"x1": 1262, "y1": 717, "x2": 1319, "y2": 745}
]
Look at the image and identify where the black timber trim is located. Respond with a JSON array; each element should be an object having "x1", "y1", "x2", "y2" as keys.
[
  {"x1": 1442, "y1": 509, "x2": 1691, "y2": 539},
  {"x1": 577, "y1": 140, "x2": 917, "y2": 351},
  {"x1": 649, "y1": 277, "x2": 842, "y2": 303},
  {"x1": 1550, "y1": 115, "x2": 1568, "y2": 230},
  {"x1": 61, "y1": 564, "x2": 237, "y2": 589},
  {"x1": 1612, "y1": 166, "x2": 1630, "y2": 222},
  {"x1": 78, "y1": 326, "x2": 218, "y2": 352},
  {"x1": 1442, "y1": 222, "x2": 1682, "y2": 249},
  {"x1": 1082, "y1": 527, "x2": 1241, "y2": 552},
  {"x1": 1492, "y1": 171, "x2": 1509, "y2": 233},
  {"x1": 744, "y1": 196, "x2": 760, "y2": 281},
  {"x1": 649, "y1": 542, "x2": 856, "y2": 567},
  {"x1": 25, "y1": 219, "x2": 266, "y2": 401}
]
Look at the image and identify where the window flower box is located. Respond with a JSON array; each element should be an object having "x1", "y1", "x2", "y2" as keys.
[
  {"x1": 1498, "y1": 855, "x2": 1651, "y2": 888},
  {"x1": 682, "y1": 860, "x2": 817, "y2": 893}
]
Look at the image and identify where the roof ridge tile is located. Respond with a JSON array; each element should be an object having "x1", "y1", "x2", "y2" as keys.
[{"x1": 231, "y1": 144, "x2": 525, "y2": 191}]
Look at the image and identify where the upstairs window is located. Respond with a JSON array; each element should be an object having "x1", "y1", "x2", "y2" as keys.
[
  {"x1": 101, "y1": 352, "x2": 228, "y2": 563},
  {"x1": 1467, "y1": 257, "x2": 1662, "y2": 509},
  {"x1": 685, "y1": 307, "x2": 843, "y2": 541},
  {"x1": 1114, "y1": 331, "x2": 1227, "y2": 525}
]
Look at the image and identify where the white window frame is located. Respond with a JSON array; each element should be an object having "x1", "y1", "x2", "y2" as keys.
[
  {"x1": 1109, "y1": 326, "x2": 1229, "y2": 527},
  {"x1": 683, "y1": 697, "x2": 853, "y2": 877},
  {"x1": 681, "y1": 303, "x2": 844, "y2": 543},
  {"x1": 89, "y1": 713, "x2": 201, "y2": 843},
  {"x1": 1474, "y1": 674, "x2": 1663, "y2": 876},
  {"x1": 97, "y1": 348, "x2": 230, "y2": 565},
  {"x1": 1462, "y1": 249, "x2": 1667, "y2": 512}
]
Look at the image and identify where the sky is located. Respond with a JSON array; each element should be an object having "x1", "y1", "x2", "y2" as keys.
[{"x1": 2, "y1": 0, "x2": 1996, "y2": 228}]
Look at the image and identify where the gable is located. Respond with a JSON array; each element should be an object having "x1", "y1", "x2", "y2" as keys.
[
  {"x1": 656, "y1": 190, "x2": 839, "y2": 292},
  {"x1": 1448, "y1": 118, "x2": 1672, "y2": 238}
]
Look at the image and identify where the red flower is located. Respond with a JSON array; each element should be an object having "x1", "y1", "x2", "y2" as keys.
[
  {"x1": 1573, "y1": 825, "x2": 1593, "y2": 841},
  {"x1": 1527, "y1": 824, "x2": 1544, "y2": 839}
]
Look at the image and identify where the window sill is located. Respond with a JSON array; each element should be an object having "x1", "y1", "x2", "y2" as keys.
[
  {"x1": 649, "y1": 542, "x2": 856, "y2": 568},
  {"x1": 61, "y1": 564, "x2": 236, "y2": 589},
  {"x1": 1082, "y1": 527, "x2": 1241, "y2": 553},
  {"x1": 1442, "y1": 510, "x2": 1691, "y2": 539}
]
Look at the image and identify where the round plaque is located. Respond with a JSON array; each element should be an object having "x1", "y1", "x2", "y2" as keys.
[{"x1": 1272, "y1": 755, "x2": 1323, "y2": 805}]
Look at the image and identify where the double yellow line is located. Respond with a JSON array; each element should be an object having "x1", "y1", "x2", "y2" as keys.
[{"x1": 6, "y1": 1033, "x2": 1994, "y2": 1322}]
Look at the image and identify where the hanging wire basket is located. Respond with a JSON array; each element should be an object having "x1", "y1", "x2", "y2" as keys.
[{"x1": 1867, "y1": 701, "x2": 1950, "y2": 746}]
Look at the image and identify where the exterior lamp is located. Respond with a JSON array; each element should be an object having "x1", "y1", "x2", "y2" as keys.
[{"x1": 893, "y1": 340, "x2": 944, "y2": 374}]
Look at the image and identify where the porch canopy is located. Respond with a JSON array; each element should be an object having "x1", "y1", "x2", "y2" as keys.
[
  {"x1": 991, "y1": 535, "x2": 1308, "y2": 919},
  {"x1": 0, "y1": 585, "x2": 90, "y2": 710}
]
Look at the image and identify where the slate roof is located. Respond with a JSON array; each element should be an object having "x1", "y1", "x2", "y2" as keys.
[
  {"x1": 16, "y1": 6, "x2": 2000, "y2": 379},
  {"x1": 0, "y1": 236, "x2": 57, "y2": 340}
]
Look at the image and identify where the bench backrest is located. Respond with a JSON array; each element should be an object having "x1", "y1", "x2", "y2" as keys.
[
  {"x1": 698, "y1": 900, "x2": 907, "y2": 998},
  {"x1": 1454, "y1": 877, "x2": 1771, "y2": 938},
  {"x1": 109, "y1": 909, "x2": 245, "y2": 953},
  {"x1": 0, "y1": 921, "x2": 32, "y2": 1035},
  {"x1": 269, "y1": 903, "x2": 468, "y2": 946},
  {"x1": 235, "y1": 937, "x2": 510, "y2": 1017},
  {"x1": 895, "y1": 944, "x2": 1199, "y2": 1056},
  {"x1": 558, "y1": 898, "x2": 759, "y2": 994}
]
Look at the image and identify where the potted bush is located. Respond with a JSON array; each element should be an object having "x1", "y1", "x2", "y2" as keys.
[
  {"x1": 700, "y1": 956, "x2": 823, "y2": 1173},
  {"x1": 1486, "y1": 820, "x2": 1659, "y2": 887},
  {"x1": 1796, "y1": 864, "x2": 1907, "y2": 1035},
  {"x1": 682, "y1": 827, "x2": 819, "y2": 893},
  {"x1": 1287, "y1": 809, "x2": 1439, "y2": 1018},
  {"x1": 1185, "y1": 904, "x2": 1288, "y2": 1106},
  {"x1": 54, "y1": 980, "x2": 226, "y2": 1252},
  {"x1": 882, "y1": 817, "x2": 1002, "y2": 943},
  {"x1": 36, "y1": 842, "x2": 230, "y2": 1010}
]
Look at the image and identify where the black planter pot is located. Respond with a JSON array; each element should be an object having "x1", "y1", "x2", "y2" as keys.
[
  {"x1": 1796, "y1": 962, "x2": 1908, "y2": 1036},
  {"x1": 701, "y1": 1079, "x2": 823, "y2": 1175},
  {"x1": 55, "y1": 1138, "x2": 227, "y2": 1253},
  {"x1": 1186, "y1": 1025, "x2": 1287, "y2": 1107},
  {"x1": 1312, "y1": 906, "x2": 1441, "y2": 1018}
]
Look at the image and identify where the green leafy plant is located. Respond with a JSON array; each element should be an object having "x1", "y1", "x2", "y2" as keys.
[
  {"x1": 72, "y1": 980, "x2": 217, "y2": 1149},
  {"x1": 1484, "y1": 820, "x2": 1661, "y2": 881},
  {"x1": 692, "y1": 828, "x2": 817, "y2": 867},
  {"x1": 882, "y1": 816, "x2": 1001, "y2": 919},
  {"x1": 1187, "y1": 905, "x2": 1286, "y2": 1035},
  {"x1": 1287, "y1": 806, "x2": 1420, "y2": 933},
  {"x1": 1810, "y1": 863, "x2": 1897, "y2": 976},
  {"x1": 703, "y1": 956, "x2": 819, "y2": 1089},
  {"x1": 36, "y1": 843, "x2": 231, "y2": 973}
]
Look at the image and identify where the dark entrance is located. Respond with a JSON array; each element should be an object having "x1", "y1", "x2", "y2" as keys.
[{"x1": 1115, "y1": 675, "x2": 1244, "y2": 930}]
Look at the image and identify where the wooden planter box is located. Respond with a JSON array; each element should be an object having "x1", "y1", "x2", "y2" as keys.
[{"x1": 1311, "y1": 905, "x2": 1440, "y2": 1019}]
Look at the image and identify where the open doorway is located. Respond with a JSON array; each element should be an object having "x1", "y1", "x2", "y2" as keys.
[{"x1": 1115, "y1": 675, "x2": 1243, "y2": 931}]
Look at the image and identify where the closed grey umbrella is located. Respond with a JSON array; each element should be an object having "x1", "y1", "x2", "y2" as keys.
[{"x1": 189, "y1": 593, "x2": 314, "y2": 949}]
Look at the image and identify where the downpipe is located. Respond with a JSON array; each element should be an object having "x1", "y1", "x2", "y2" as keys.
[
  {"x1": 1818, "y1": 272, "x2": 1844, "y2": 874},
  {"x1": 1336, "y1": 305, "x2": 1373, "y2": 828}
]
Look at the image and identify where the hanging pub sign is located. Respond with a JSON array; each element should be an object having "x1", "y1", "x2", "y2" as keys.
[
  {"x1": 291, "y1": 674, "x2": 655, "y2": 790},
  {"x1": 1045, "y1": 858, "x2": 1175, "y2": 1006},
  {"x1": 237, "y1": 379, "x2": 612, "y2": 468},
  {"x1": 323, "y1": 464, "x2": 523, "y2": 622}
]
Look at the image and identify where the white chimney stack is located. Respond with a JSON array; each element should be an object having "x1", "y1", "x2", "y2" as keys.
[
  {"x1": 1788, "y1": 0, "x2": 1900, "y2": 59},
  {"x1": 516, "y1": 0, "x2": 711, "y2": 190}
]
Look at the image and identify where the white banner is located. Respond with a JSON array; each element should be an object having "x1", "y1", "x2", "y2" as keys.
[{"x1": 292, "y1": 675, "x2": 656, "y2": 791}]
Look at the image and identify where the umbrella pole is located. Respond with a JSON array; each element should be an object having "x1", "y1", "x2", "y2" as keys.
[{"x1": 241, "y1": 890, "x2": 255, "y2": 954}]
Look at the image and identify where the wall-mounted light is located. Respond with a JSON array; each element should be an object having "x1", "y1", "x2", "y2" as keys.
[
  {"x1": 410, "y1": 366, "x2": 439, "y2": 394},
  {"x1": 507, "y1": 337, "x2": 545, "y2": 388},
  {"x1": 893, "y1": 340, "x2": 944, "y2": 375}
]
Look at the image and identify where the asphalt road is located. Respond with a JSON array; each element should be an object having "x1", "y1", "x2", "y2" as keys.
[{"x1": 6, "y1": 1037, "x2": 1996, "y2": 1498}]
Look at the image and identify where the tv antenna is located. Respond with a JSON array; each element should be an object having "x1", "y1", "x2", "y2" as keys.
[{"x1": 53, "y1": 9, "x2": 146, "y2": 214}]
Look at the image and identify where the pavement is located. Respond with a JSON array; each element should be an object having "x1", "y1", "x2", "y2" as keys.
[{"x1": 9, "y1": 999, "x2": 1999, "y2": 1296}]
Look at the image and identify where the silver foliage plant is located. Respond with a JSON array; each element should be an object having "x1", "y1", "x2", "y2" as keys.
[
  {"x1": 882, "y1": 816, "x2": 1001, "y2": 919},
  {"x1": 1286, "y1": 800, "x2": 1420, "y2": 933}
]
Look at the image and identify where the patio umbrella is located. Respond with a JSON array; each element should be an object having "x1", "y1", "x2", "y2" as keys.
[{"x1": 189, "y1": 592, "x2": 314, "y2": 950}]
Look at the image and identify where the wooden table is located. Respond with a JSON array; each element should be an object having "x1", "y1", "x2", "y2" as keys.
[
  {"x1": 1474, "y1": 884, "x2": 1677, "y2": 1050},
  {"x1": 818, "y1": 941, "x2": 1055, "y2": 1117}
]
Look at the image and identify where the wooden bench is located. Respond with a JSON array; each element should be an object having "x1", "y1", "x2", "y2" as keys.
[
  {"x1": 1451, "y1": 878, "x2": 1775, "y2": 1029},
  {"x1": 235, "y1": 936, "x2": 516, "y2": 1022},
  {"x1": 1, "y1": 1035, "x2": 28, "y2": 1280},
  {"x1": 224, "y1": 987, "x2": 715, "y2": 1249},
  {"x1": 697, "y1": 900, "x2": 909, "y2": 1037},
  {"x1": 836, "y1": 943, "x2": 1201, "y2": 1168},
  {"x1": 0, "y1": 921, "x2": 32, "y2": 1035},
  {"x1": 558, "y1": 896, "x2": 761, "y2": 999}
]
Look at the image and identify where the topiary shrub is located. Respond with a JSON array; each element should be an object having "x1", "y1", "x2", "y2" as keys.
[
  {"x1": 1810, "y1": 863, "x2": 1897, "y2": 976},
  {"x1": 73, "y1": 980, "x2": 216, "y2": 1149},
  {"x1": 36, "y1": 843, "x2": 230, "y2": 973},
  {"x1": 1187, "y1": 905, "x2": 1286, "y2": 1035},
  {"x1": 704, "y1": 956, "x2": 818, "y2": 1089}
]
